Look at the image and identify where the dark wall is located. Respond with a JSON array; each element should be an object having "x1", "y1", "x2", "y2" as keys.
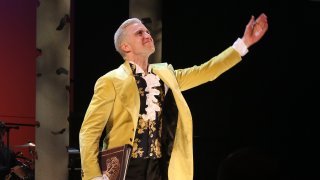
[
  {"x1": 72, "y1": 0, "x2": 319, "y2": 179},
  {"x1": 162, "y1": 1, "x2": 290, "y2": 179},
  {"x1": 162, "y1": 1, "x2": 319, "y2": 179},
  {"x1": 70, "y1": 1, "x2": 129, "y2": 148}
]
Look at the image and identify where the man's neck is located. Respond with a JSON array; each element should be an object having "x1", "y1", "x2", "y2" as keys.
[{"x1": 126, "y1": 55, "x2": 149, "y2": 74}]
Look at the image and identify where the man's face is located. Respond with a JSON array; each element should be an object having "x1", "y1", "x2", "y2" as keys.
[{"x1": 123, "y1": 23, "x2": 155, "y2": 56}]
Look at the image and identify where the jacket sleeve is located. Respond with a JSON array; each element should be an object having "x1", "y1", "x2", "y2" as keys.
[
  {"x1": 79, "y1": 75, "x2": 116, "y2": 180},
  {"x1": 174, "y1": 47, "x2": 242, "y2": 91}
]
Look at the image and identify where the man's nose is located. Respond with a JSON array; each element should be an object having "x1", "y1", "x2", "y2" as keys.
[{"x1": 144, "y1": 32, "x2": 152, "y2": 38}]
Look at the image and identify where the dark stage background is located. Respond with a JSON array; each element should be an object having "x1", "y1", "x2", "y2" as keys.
[{"x1": 71, "y1": 0, "x2": 319, "y2": 179}]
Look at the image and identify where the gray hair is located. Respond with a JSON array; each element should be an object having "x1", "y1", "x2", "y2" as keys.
[{"x1": 114, "y1": 18, "x2": 142, "y2": 56}]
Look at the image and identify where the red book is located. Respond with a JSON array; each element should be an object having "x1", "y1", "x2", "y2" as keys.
[{"x1": 99, "y1": 144, "x2": 132, "y2": 180}]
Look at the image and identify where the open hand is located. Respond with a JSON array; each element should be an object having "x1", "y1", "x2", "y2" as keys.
[{"x1": 242, "y1": 13, "x2": 268, "y2": 48}]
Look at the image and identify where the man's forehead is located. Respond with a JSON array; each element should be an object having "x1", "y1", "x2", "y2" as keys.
[{"x1": 126, "y1": 23, "x2": 147, "y2": 32}]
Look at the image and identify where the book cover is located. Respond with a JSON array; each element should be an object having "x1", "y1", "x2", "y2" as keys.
[{"x1": 99, "y1": 144, "x2": 132, "y2": 180}]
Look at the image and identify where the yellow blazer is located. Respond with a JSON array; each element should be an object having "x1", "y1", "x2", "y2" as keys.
[{"x1": 79, "y1": 47, "x2": 242, "y2": 180}]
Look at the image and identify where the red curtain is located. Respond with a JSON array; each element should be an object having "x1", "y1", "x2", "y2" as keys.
[{"x1": 0, "y1": 0, "x2": 37, "y2": 160}]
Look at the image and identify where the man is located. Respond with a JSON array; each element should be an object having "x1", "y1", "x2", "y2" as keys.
[{"x1": 79, "y1": 13, "x2": 268, "y2": 180}]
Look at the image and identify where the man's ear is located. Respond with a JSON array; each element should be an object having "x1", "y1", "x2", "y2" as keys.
[{"x1": 120, "y1": 43, "x2": 131, "y2": 53}]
